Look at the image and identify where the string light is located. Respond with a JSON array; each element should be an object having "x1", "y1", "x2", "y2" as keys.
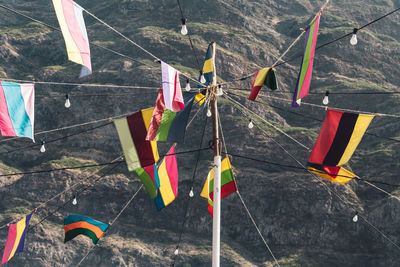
[
  {"x1": 65, "y1": 94, "x2": 71, "y2": 108},
  {"x1": 189, "y1": 187, "x2": 194, "y2": 198},
  {"x1": 206, "y1": 107, "x2": 212, "y2": 117},
  {"x1": 200, "y1": 71, "x2": 206, "y2": 84},
  {"x1": 40, "y1": 141, "x2": 46, "y2": 153},
  {"x1": 174, "y1": 248, "x2": 179, "y2": 255},
  {"x1": 216, "y1": 85, "x2": 223, "y2": 96},
  {"x1": 353, "y1": 212, "x2": 359, "y2": 223},
  {"x1": 248, "y1": 119, "x2": 254, "y2": 129},
  {"x1": 180, "y1": 18, "x2": 188, "y2": 35},
  {"x1": 185, "y1": 78, "x2": 191, "y2": 91},
  {"x1": 72, "y1": 195, "x2": 77, "y2": 205},
  {"x1": 350, "y1": 28, "x2": 358, "y2": 46},
  {"x1": 322, "y1": 91, "x2": 329, "y2": 105}
]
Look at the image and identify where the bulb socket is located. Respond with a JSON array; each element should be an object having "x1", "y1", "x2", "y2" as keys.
[
  {"x1": 181, "y1": 18, "x2": 187, "y2": 25},
  {"x1": 353, "y1": 28, "x2": 358, "y2": 34},
  {"x1": 65, "y1": 94, "x2": 69, "y2": 99},
  {"x1": 325, "y1": 91, "x2": 330, "y2": 96}
]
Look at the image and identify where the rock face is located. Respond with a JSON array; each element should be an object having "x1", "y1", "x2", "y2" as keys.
[{"x1": 0, "y1": 0, "x2": 399, "y2": 266}]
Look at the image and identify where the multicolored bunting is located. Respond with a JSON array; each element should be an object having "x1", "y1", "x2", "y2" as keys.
[
  {"x1": 200, "y1": 157, "x2": 237, "y2": 216},
  {"x1": 1, "y1": 212, "x2": 33, "y2": 265},
  {"x1": 64, "y1": 215, "x2": 109, "y2": 245},
  {"x1": 114, "y1": 108, "x2": 159, "y2": 171},
  {"x1": 308, "y1": 109, "x2": 374, "y2": 166},
  {"x1": 307, "y1": 164, "x2": 355, "y2": 184},
  {"x1": 249, "y1": 68, "x2": 278, "y2": 101},
  {"x1": 200, "y1": 43, "x2": 214, "y2": 85},
  {"x1": 154, "y1": 145, "x2": 178, "y2": 211},
  {"x1": 146, "y1": 89, "x2": 195, "y2": 143},
  {"x1": 52, "y1": 0, "x2": 91, "y2": 77},
  {"x1": 0, "y1": 82, "x2": 34, "y2": 141},
  {"x1": 135, "y1": 163, "x2": 159, "y2": 199},
  {"x1": 161, "y1": 61, "x2": 184, "y2": 112},
  {"x1": 307, "y1": 109, "x2": 374, "y2": 183},
  {"x1": 292, "y1": 13, "x2": 321, "y2": 107}
]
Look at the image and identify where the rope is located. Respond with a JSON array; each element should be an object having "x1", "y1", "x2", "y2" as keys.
[
  {"x1": 76, "y1": 185, "x2": 144, "y2": 267},
  {"x1": 356, "y1": 178, "x2": 400, "y2": 202},
  {"x1": 229, "y1": 87, "x2": 400, "y2": 95}
]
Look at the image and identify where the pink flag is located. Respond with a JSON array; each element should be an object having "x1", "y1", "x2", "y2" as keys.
[{"x1": 161, "y1": 61, "x2": 184, "y2": 112}]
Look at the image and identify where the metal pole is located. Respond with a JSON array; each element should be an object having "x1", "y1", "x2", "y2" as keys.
[{"x1": 210, "y1": 41, "x2": 221, "y2": 267}]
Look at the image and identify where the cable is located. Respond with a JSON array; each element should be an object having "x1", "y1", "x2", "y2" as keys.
[
  {"x1": 228, "y1": 87, "x2": 400, "y2": 95},
  {"x1": 75, "y1": 184, "x2": 144, "y2": 266}
]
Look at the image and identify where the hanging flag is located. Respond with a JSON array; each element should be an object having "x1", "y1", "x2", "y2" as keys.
[
  {"x1": 200, "y1": 43, "x2": 214, "y2": 85},
  {"x1": 200, "y1": 157, "x2": 237, "y2": 216},
  {"x1": 114, "y1": 108, "x2": 160, "y2": 172},
  {"x1": 248, "y1": 68, "x2": 279, "y2": 101},
  {"x1": 52, "y1": 0, "x2": 92, "y2": 77},
  {"x1": 292, "y1": 13, "x2": 321, "y2": 107},
  {"x1": 161, "y1": 61, "x2": 184, "y2": 112},
  {"x1": 154, "y1": 145, "x2": 178, "y2": 210},
  {"x1": 146, "y1": 89, "x2": 195, "y2": 143},
  {"x1": 195, "y1": 92, "x2": 206, "y2": 106},
  {"x1": 0, "y1": 82, "x2": 34, "y2": 141},
  {"x1": 64, "y1": 215, "x2": 109, "y2": 245},
  {"x1": 308, "y1": 109, "x2": 374, "y2": 166},
  {"x1": 135, "y1": 164, "x2": 159, "y2": 199},
  {"x1": 1, "y1": 212, "x2": 33, "y2": 265},
  {"x1": 307, "y1": 163, "x2": 355, "y2": 184}
]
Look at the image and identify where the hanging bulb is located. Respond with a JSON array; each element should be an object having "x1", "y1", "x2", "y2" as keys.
[
  {"x1": 216, "y1": 85, "x2": 223, "y2": 96},
  {"x1": 40, "y1": 141, "x2": 46, "y2": 153},
  {"x1": 185, "y1": 79, "x2": 191, "y2": 92},
  {"x1": 352, "y1": 213, "x2": 358, "y2": 223},
  {"x1": 189, "y1": 188, "x2": 194, "y2": 198},
  {"x1": 72, "y1": 195, "x2": 77, "y2": 205},
  {"x1": 200, "y1": 72, "x2": 206, "y2": 84},
  {"x1": 350, "y1": 28, "x2": 358, "y2": 46},
  {"x1": 322, "y1": 91, "x2": 329, "y2": 105},
  {"x1": 180, "y1": 18, "x2": 188, "y2": 35},
  {"x1": 174, "y1": 248, "x2": 179, "y2": 256},
  {"x1": 64, "y1": 94, "x2": 71, "y2": 108},
  {"x1": 248, "y1": 119, "x2": 254, "y2": 129},
  {"x1": 206, "y1": 108, "x2": 212, "y2": 117}
]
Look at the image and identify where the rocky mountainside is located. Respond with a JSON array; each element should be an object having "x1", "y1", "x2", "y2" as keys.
[{"x1": 0, "y1": 0, "x2": 399, "y2": 266}]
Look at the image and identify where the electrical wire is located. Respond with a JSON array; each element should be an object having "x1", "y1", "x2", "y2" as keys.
[{"x1": 228, "y1": 87, "x2": 400, "y2": 95}]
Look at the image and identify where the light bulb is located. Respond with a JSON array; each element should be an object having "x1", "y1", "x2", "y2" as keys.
[
  {"x1": 206, "y1": 108, "x2": 212, "y2": 117},
  {"x1": 350, "y1": 28, "x2": 358, "y2": 46},
  {"x1": 174, "y1": 248, "x2": 179, "y2": 255},
  {"x1": 352, "y1": 214, "x2": 358, "y2": 223},
  {"x1": 216, "y1": 85, "x2": 223, "y2": 96},
  {"x1": 72, "y1": 195, "x2": 77, "y2": 205},
  {"x1": 180, "y1": 18, "x2": 188, "y2": 35},
  {"x1": 200, "y1": 74, "x2": 206, "y2": 84},
  {"x1": 322, "y1": 91, "x2": 329, "y2": 105},
  {"x1": 40, "y1": 142, "x2": 46, "y2": 153},
  {"x1": 64, "y1": 94, "x2": 71, "y2": 108},
  {"x1": 189, "y1": 188, "x2": 194, "y2": 198},
  {"x1": 248, "y1": 120, "x2": 254, "y2": 129},
  {"x1": 185, "y1": 79, "x2": 191, "y2": 91}
]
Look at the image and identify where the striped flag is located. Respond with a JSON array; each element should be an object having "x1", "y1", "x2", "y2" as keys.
[
  {"x1": 200, "y1": 157, "x2": 237, "y2": 216},
  {"x1": 114, "y1": 108, "x2": 159, "y2": 172},
  {"x1": 0, "y1": 82, "x2": 34, "y2": 141},
  {"x1": 292, "y1": 13, "x2": 321, "y2": 107},
  {"x1": 135, "y1": 164, "x2": 159, "y2": 199},
  {"x1": 52, "y1": 0, "x2": 92, "y2": 77},
  {"x1": 249, "y1": 68, "x2": 279, "y2": 101},
  {"x1": 146, "y1": 89, "x2": 195, "y2": 143},
  {"x1": 154, "y1": 145, "x2": 178, "y2": 210},
  {"x1": 161, "y1": 62, "x2": 184, "y2": 112},
  {"x1": 200, "y1": 43, "x2": 214, "y2": 85},
  {"x1": 64, "y1": 215, "x2": 109, "y2": 245},
  {"x1": 1, "y1": 212, "x2": 33, "y2": 265},
  {"x1": 307, "y1": 109, "x2": 374, "y2": 183}
]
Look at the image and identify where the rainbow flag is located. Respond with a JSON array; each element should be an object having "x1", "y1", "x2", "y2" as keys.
[
  {"x1": 154, "y1": 145, "x2": 178, "y2": 210},
  {"x1": 64, "y1": 215, "x2": 109, "y2": 245},
  {"x1": 146, "y1": 89, "x2": 195, "y2": 143},
  {"x1": 200, "y1": 157, "x2": 237, "y2": 216},
  {"x1": 200, "y1": 43, "x2": 214, "y2": 85},
  {"x1": 161, "y1": 62, "x2": 184, "y2": 112},
  {"x1": 0, "y1": 82, "x2": 34, "y2": 141},
  {"x1": 114, "y1": 108, "x2": 159, "y2": 172},
  {"x1": 1, "y1": 212, "x2": 33, "y2": 265},
  {"x1": 52, "y1": 0, "x2": 92, "y2": 77},
  {"x1": 249, "y1": 68, "x2": 278, "y2": 101},
  {"x1": 135, "y1": 163, "x2": 160, "y2": 199},
  {"x1": 292, "y1": 14, "x2": 321, "y2": 107}
]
